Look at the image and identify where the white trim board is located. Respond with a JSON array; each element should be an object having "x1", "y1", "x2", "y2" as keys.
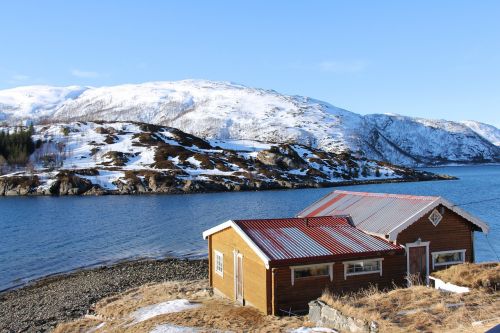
[
  {"x1": 233, "y1": 251, "x2": 244, "y2": 303},
  {"x1": 203, "y1": 220, "x2": 271, "y2": 269}
]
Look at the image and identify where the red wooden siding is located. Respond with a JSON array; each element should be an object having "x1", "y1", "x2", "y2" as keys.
[
  {"x1": 397, "y1": 205, "x2": 475, "y2": 273},
  {"x1": 271, "y1": 253, "x2": 406, "y2": 314}
]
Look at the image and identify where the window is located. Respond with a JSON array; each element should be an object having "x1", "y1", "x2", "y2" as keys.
[
  {"x1": 432, "y1": 250, "x2": 465, "y2": 268},
  {"x1": 428, "y1": 209, "x2": 443, "y2": 226},
  {"x1": 214, "y1": 250, "x2": 223, "y2": 277},
  {"x1": 291, "y1": 263, "x2": 333, "y2": 285},
  {"x1": 344, "y1": 259, "x2": 383, "y2": 279},
  {"x1": 294, "y1": 265, "x2": 329, "y2": 279}
]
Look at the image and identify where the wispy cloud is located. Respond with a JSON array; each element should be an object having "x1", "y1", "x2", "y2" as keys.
[
  {"x1": 11, "y1": 74, "x2": 31, "y2": 81},
  {"x1": 70, "y1": 69, "x2": 101, "y2": 78},
  {"x1": 5, "y1": 73, "x2": 35, "y2": 85},
  {"x1": 289, "y1": 60, "x2": 368, "y2": 74},
  {"x1": 317, "y1": 60, "x2": 367, "y2": 73}
]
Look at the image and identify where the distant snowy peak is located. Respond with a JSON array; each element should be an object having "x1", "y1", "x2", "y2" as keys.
[
  {"x1": 0, "y1": 85, "x2": 88, "y2": 120},
  {"x1": 363, "y1": 114, "x2": 499, "y2": 165},
  {"x1": 0, "y1": 80, "x2": 498, "y2": 166},
  {"x1": 461, "y1": 120, "x2": 500, "y2": 146}
]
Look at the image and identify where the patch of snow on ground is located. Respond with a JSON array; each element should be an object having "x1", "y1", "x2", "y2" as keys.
[
  {"x1": 85, "y1": 322, "x2": 105, "y2": 333},
  {"x1": 289, "y1": 327, "x2": 338, "y2": 333},
  {"x1": 210, "y1": 139, "x2": 272, "y2": 152},
  {"x1": 149, "y1": 325, "x2": 202, "y2": 333},
  {"x1": 150, "y1": 324, "x2": 231, "y2": 333},
  {"x1": 130, "y1": 299, "x2": 200, "y2": 324},
  {"x1": 79, "y1": 170, "x2": 123, "y2": 190}
]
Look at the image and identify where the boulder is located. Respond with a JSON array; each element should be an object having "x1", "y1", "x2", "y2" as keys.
[
  {"x1": 308, "y1": 300, "x2": 378, "y2": 333},
  {"x1": 256, "y1": 145, "x2": 308, "y2": 170},
  {"x1": 50, "y1": 173, "x2": 93, "y2": 195},
  {"x1": 0, "y1": 176, "x2": 40, "y2": 196}
]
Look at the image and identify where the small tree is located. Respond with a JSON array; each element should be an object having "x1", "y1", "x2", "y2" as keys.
[
  {"x1": 61, "y1": 127, "x2": 70, "y2": 136},
  {"x1": 0, "y1": 155, "x2": 7, "y2": 175},
  {"x1": 353, "y1": 167, "x2": 359, "y2": 178},
  {"x1": 26, "y1": 161, "x2": 35, "y2": 179},
  {"x1": 375, "y1": 166, "x2": 381, "y2": 177},
  {"x1": 361, "y1": 164, "x2": 369, "y2": 177}
]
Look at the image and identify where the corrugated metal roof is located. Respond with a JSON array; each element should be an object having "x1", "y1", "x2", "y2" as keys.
[
  {"x1": 234, "y1": 216, "x2": 402, "y2": 264},
  {"x1": 297, "y1": 190, "x2": 439, "y2": 237}
]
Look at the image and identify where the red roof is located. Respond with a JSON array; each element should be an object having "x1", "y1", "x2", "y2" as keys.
[{"x1": 234, "y1": 216, "x2": 403, "y2": 265}]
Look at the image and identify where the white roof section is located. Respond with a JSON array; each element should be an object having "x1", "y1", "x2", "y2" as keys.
[{"x1": 298, "y1": 190, "x2": 489, "y2": 242}]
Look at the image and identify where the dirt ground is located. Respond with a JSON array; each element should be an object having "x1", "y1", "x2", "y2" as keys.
[{"x1": 53, "y1": 280, "x2": 307, "y2": 333}]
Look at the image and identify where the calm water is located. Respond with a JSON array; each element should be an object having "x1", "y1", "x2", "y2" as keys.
[{"x1": 0, "y1": 165, "x2": 499, "y2": 291}]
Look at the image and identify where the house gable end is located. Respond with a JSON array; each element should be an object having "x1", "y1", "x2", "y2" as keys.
[
  {"x1": 203, "y1": 220, "x2": 271, "y2": 269},
  {"x1": 387, "y1": 198, "x2": 489, "y2": 241}
]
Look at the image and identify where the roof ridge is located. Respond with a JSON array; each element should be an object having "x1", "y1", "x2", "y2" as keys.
[
  {"x1": 334, "y1": 190, "x2": 439, "y2": 200},
  {"x1": 233, "y1": 216, "x2": 346, "y2": 222}
]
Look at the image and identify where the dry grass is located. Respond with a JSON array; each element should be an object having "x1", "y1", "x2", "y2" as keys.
[
  {"x1": 53, "y1": 279, "x2": 305, "y2": 333},
  {"x1": 51, "y1": 264, "x2": 500, "y2": 332},
  {"x1": 432, "y1": 262, "x2": 500, "y2": 290},
  {"x1": 320, "y1": 282, "x2": 500, "y2": 332}
]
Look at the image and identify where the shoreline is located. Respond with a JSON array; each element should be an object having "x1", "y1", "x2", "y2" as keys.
[
  {"x1": 0, "y1": 258, "x2": 208, "y2": 333},
  {"x1": 0, "y1": 173, "x2": 455, "y2": 197},
  {"x1": 0, "y1": 254, "x2": 207, "y2": 293}
]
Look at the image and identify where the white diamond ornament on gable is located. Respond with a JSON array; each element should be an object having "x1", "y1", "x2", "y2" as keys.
[{"x1": 428, "y1": 209, "x2": 443, "y2": 226}]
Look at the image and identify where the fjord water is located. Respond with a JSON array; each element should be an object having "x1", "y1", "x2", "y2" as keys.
[{"x1": 0, "y1": 165, "x2": 499, "y2": 291}]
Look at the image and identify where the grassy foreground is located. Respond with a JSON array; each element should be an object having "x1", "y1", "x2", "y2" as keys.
[
  {"x1": 53, "y1": 280, "x2": 305, "y2": 333},
  {"x1": 53, "y1": 263, "x2": 499, "y2": 332},
  {"x1": 320, "y1": 263, "x2": 499, "y2": 332}
]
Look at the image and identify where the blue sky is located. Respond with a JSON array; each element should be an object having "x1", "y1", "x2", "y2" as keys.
[{"x1": 0, "y1": 1, "x2": 499, "y2": 126}]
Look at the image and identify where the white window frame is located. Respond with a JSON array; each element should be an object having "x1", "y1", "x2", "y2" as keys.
[
  {"x1": 343, "y1": 258, "x2": 383, "y2": 280},
  {"x1": 214, "y1": 250, "x2": 224, "y2": 277},
  {"x1": 432, "y1": 249, "x2": 466, "y2": 269},
  {"x1": 290, "y1": 263, "x2": 334, "y2": 286}
]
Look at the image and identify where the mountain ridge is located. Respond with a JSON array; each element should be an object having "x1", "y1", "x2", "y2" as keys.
[{"x1": 1, "y1": 80, "x2": 498, "y2": 166}]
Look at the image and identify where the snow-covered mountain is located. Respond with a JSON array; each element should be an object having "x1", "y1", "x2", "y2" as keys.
[
  {"x1": 0, "y1": 80, "x2": 498, "y2": 166},
  {"x1": 363, "y1": 114, "x2": 500, "y2": 165},
  {"x1": 460, "y1": 120, "x2": 500, "y2": 146}
]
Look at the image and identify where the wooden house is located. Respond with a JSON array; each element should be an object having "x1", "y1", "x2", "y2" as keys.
[{"x1": 202, "y1": 191, "x2": 489, "y2": 315}]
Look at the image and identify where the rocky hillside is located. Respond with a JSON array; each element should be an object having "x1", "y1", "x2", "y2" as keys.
[
  {"x1": 0, "y1": 121, "x2": 446, "y2": 196},
  {"x1": 0, "y1": 80, "x2": 498, "y2": 166}
]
